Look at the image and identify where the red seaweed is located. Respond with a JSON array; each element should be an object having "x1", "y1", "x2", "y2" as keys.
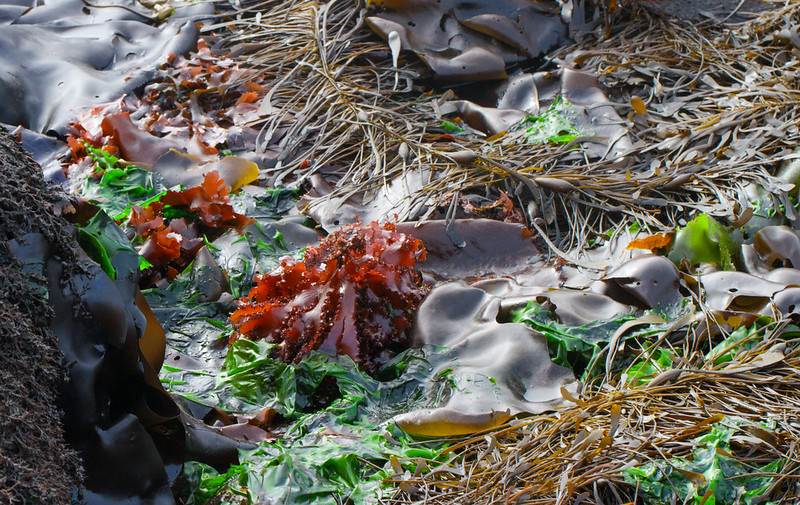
[
  {"x1": 64, "y1": 39, "x2": 268, "y2": 171},
  {"x1": 160, "y1": 171, "x2": 252, "y2": 231},
  {"x1": 230, "y1": 221, "x2": 427, "y2": 372},
  {"x1": 132, "y1": 171, "x2": 252, "y2": 285}
]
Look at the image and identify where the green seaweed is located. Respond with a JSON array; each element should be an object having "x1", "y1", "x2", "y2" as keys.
[
  {"x1": 441, "y1": 120, "x2": 464, "y2": 134},
  {"x1": 179, "y1": 423, "x2": 447, "y2": 505},
  {"x1": 706, "y1": 324, "x2": 760, "y2": 366},
  {"x1": 76, "y1": 210, "x2": 142, "y2": 280},
  {"x1": 515, "y1": 96, "x2": 581, "y2": 145},
  {"x1": 173, "y1": 339, "x2": 453, "y2": 505},
  {"x1": 510, "y1": 301, "x2": 658, "y2": 379},
  {"x1": 82, "y1": 145, "x2": 168, "y2": 221},
  {"x1": 623, "y1": 417, "x2": 782, "y2": 505},
  {"x1": 623, "y1": 347, "x2": 675, "y2": 386},
  {"x1": 668, "y1": 214, "x2": 741, "y2": 270}
]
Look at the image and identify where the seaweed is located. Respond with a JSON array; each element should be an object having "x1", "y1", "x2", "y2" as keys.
[
  {"x1": 82, "y1": 145, "x2": 168, "y2": 221},
  {"x1": 173, "y1": 338, "x2": 452, "y2": 505},
  {"x1": 669, "y1": 214, "x2": 742, "y2": 270},
  {"x1": 623, "y1": 417, "x2": 783, "y2": 505},
  {"x1": 129, "y1": 170, "x2": 253, "y2": 285},
  {"x1": 514, "y1": 96, "x2": 582, "y2": 145},
  {"x1": 230, "y1": 221, "x2": 426, "y2": 372}
]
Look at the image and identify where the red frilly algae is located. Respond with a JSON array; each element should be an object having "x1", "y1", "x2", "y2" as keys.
[
  {"x1": 230, "y1": 221, "x2": 427, "y2": 372},
  {"x1": 131, "y1": 170, "x2": 252, "y2": 285}
]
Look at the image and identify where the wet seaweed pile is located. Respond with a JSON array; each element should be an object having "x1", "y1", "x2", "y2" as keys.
[
  {"x1": 1, "y1": 125, "x2": 193, "y2": 505},
  {"x1": 5, "y1": 0, "x2": 800, "y2": 504},
  {"x1": 383, "y1": 221, "x2": 800, "y2": 504},
  {"x1": 217, "y1": 0, "x2": 796, "y2": 252}
]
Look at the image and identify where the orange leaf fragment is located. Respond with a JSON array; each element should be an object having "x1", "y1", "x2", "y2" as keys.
[
  {"x1": 129, "y1": 203, "x2": 165, "y2": 238},
  {"x1": 140, "y1": 227, "x2": 182, "y2": 267},
  {"x1": 626, "y1": 233, "x2": 674, "y2": 252},
  {"x1": 235, "y1": 91, "x2": 260, "y2": 105},
  {"x1": 244, "y1": 81, "x2": 266, "y2": 93}
]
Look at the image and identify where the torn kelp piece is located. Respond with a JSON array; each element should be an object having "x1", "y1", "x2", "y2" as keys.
[
  {"x1": 709, "y1": 272, "x2": 795, "y2": 316},
  {"x1": 396, "y1": 218, "x2": 544, "y2": 282},
  {"x1": 448, "y1": 69, "x2": 631, "y2": 159},
  {"x1": 602, "y1": 255, "x2": 682, "y2": 310},
  {"x1": 394, "y1": 282, "x2": 576, "y2": 436},
  {"x1": 448, "y1": 100, "x2": 527, "y2": 137},
  {"x1": 539, "y1": 289, "x2": 634, "y2": 326},
  {"x1": 764, "y1": 267, "x2": 800, "y2": 286},
  {"x1": 699, "y1": 272, "x2": 786, "y2": 313},
  {"x1": 0, "y1": 0, "x2": 210, "y2": 135},
  {"x1": 301, "y1": 171, "x2": 431, "y2": 233},
  {"x1": 693, "y1": 226, "x2": 800, "y2": 320},
  {"x1": 471, "y1": 256, "x2": 673, "y2": 323},
  {"x1": 365, "y1": 0, "x2": 572, "y2": 83},
  {"x1": 752, "y1": 226, "x2": 800, "y2": 269},
  {"x1": 769, "y1": 287, "x2": 800, "y2": 318}
]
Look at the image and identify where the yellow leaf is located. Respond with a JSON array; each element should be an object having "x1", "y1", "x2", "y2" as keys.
[
  {"x1": 630, "y1": 96, "x2": 647, "y2": 115},
  {"x1": 394, "y1": 408, "x2": 512, "y2": 437}
]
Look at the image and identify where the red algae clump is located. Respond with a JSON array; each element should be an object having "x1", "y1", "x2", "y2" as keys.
[
  {"x1": 230, "y1": 221, "x2": 427, "y2": 372},
  {"x1": 131, "y1": 170, "x2": 252, "y2": 285}
]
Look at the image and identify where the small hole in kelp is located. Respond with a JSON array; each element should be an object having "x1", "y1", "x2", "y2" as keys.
[{"x1": 230, "y1": 221, "x2": 427, "y2": 374}]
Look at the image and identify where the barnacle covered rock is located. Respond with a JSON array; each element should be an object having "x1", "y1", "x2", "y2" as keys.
[{"x1": 230, "y1": 221, "x2": 426, "y2": 372}]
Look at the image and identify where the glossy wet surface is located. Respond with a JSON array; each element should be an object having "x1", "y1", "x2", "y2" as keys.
[
  {"x1": 4, "y1": 0, "x2": 800, "y2": 503},
  {"x1": 0, "y1": 0, "x2": 210, "y2": 135}
]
